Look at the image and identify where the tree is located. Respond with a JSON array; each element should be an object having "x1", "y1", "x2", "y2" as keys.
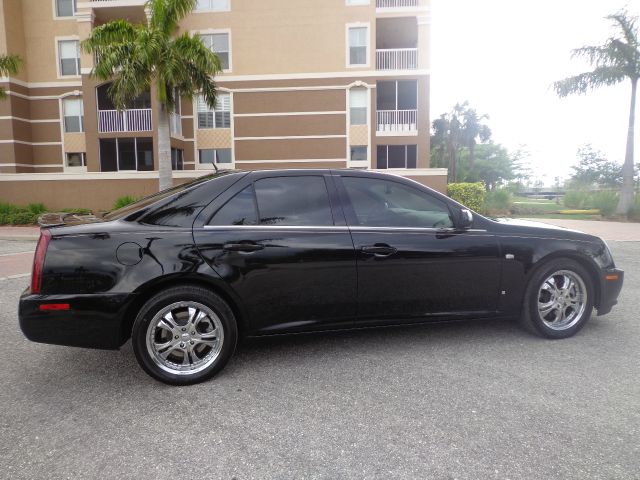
[
  {"x1": 553, "y1": 10, "x2": 640, "y2": 215},
  {"x1": 569, "y1": 144, "x2": 623, "y2": 187},
  {"x1": 457, "y1": 142, "x2": 516, "y2": 190},
  {"x1": 82, "y1": 0, "x2": 221, "y2": 191},
  {"x1": 0, "y1": 55, "x2": 22, "y2": 99},
  {"x1": 430, "y1": 102, "x2": 491, "y2": 181}
]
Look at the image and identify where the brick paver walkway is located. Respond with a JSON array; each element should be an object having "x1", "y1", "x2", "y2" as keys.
[{"x1": 522, "y1": 218, "x2": 640, "y2": 242}]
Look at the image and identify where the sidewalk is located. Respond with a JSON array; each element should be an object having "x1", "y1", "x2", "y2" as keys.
[
  {"x1": 521, "y1": 218, "x2": 640, "y2": 242},
  {"x1": 0, "y1": 226, "x2": 40, "y2": 241}
]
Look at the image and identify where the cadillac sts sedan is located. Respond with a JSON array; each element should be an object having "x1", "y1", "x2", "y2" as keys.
[{"x1": 19, "y1": 169, "x2": 623, "y2": 385}]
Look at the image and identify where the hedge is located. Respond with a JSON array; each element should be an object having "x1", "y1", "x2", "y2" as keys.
[{"x1": 447, "y1": 182, "x2": 486, "y2": 212}]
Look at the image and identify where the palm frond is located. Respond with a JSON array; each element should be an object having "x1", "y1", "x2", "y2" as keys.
[
  {"x1": 554, "y1": 66, "x2": 626, "y2": 97},
  {"x1": 608, "y1": 10, "x2": 640, "y2": 50},
  {"x1": 0, "y1": 54, "x2": 22, "y2": 99},
  {"x1": 165, "y1": 33, "x2": 222, "y2": 108},
  {"x1": 148, "y1": 0, "x2": 197, "y2": 37},
  {"x1": 0, "y1": 54, "x2": 22, "y2": 76}
]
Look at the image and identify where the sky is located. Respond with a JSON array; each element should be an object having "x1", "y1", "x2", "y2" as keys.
[{"x1": 430, "y1": 0, "x2": 640, "y2": 186}]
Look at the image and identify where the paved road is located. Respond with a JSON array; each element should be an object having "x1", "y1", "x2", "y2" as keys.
[{"x1": 0, "y1": 242, "x2": 638, "y2": 479}]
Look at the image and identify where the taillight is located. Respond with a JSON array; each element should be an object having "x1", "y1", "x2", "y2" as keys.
[{"x1": 31, "y1": 229, "x2": 51, "y2": 294}]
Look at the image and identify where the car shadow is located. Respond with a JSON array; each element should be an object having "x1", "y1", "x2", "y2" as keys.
[{"x1": 21, "y1": 315, "x2": 606, "y2": 390}]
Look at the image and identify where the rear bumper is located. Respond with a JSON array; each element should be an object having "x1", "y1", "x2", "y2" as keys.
[
  {"x1": 597, "y1": 268, "x2": 624, "y2": 316},
  {"x1": 18, "y1": 290, "x2": 135, "y2": 350}
]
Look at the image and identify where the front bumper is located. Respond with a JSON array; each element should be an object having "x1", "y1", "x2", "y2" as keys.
[
  {"x1": 18, "y1": 290, "x2": 135, "y2": 350},
  {"x1": 596, "y1": 268, "x2": 624, "y2": 316}
]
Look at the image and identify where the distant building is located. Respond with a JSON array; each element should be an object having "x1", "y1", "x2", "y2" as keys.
[{"x1": 0, "y1": 0, "x2": 444, "y2": 210}]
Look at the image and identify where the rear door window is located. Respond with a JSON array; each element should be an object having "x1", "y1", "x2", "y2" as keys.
[{"x1": 254, "y1": 176, "x2": 334, "y2": 226}]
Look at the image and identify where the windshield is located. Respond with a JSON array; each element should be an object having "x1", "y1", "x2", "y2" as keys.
[{"x1": 103, "y1": 172, "x2": 232, "y2": 221}]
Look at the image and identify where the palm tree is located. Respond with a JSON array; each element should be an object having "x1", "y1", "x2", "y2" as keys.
[
  {"x1": 430, "y1": 102, "x2": 491, "y2": 181},
  {"x1": 554, "y1": 10, "x2": 640, "y2": 215},
  {"x1": 0, "y1": 54, "x2": 22, "y2": 99},
  {"x1": 82, "y1": 0, "x2": 221, "y2": 191}
]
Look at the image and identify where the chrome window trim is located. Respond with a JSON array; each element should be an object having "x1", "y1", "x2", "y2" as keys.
[{"x1": 201, "y1": 225, "x2": 488, "y2": 233}]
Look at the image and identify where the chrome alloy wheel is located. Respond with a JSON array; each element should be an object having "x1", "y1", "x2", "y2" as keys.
[
  {"x1": 146, "y1": 301, "x2": 224, "y2": 375},
  {"x1": 537, "y1": 270, "x2": 587, "y2": 331}
]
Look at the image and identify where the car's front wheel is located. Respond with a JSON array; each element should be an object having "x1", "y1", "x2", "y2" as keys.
[
  {"x1": 520, "y1": 259, "x2": 594, "y2": 339},
  {"x1": 132, "y1": 286, "x2": 237, "y2": 385}
]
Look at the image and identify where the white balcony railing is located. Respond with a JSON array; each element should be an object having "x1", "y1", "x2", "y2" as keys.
[
  {"x1": 377, "y1": 110, "x2": 418, "y2": 133},
  {"x1": 376, "y1": 48, "x2": 418, "y2": 70},
  {"x1": 170, "y1": 112, "x2": 182, "y2": 137},
  {"x1": 98, "y1": 109, "x2": 152, "y2": 133},
  {"x1": 376, "y1": 0, "x2": 419, "y2": 8}
]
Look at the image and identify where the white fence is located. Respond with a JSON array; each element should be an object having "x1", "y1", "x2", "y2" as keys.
[
  {"x1": 376, "y1": 110, "x2": 418, "y2": 133},
  {"x1": 98, "y1": 109, "x2": 152, "y2": 133},
  {"x1": 376, "y1": 0, "x2": 419, "y2": 8},
  {"x1": 376, "y1": 48, "x2": 418, "y2": 70}
]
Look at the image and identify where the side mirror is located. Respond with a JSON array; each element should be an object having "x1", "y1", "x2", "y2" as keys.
[{"x1": 457, "y1": 208, "x2": 473, "y2": 230}]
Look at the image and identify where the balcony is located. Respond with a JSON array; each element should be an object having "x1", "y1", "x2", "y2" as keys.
[
  {"x1": 98, "y1": 109, "x2": 152, "y2": 133},
  {"x1": 78, "y1": 0, "x2": 147, "y2": 22},
  {"x1": 376, "y1": 110, "x2": 417, "y2": 134},
  {"x1": 376, "y1": 48, "x2": 417, "y2": 70},
  {"x1": 376, "y1": 0, "x2": 419, "y2": 9}
]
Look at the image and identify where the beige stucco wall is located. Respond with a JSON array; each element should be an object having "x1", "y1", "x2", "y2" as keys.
[{"x1": 179, "y1": 0, "x2": 377, "y2": 75}]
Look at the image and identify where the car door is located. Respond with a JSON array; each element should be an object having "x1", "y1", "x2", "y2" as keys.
[
  {"x1": 193, "y1": 172, "x2": 357, "y2": 334},
  {"x1": 335, "y1": 174, "x2": 502, "y2": 325}
]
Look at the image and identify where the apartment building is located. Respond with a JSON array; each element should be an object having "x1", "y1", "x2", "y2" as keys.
[{"x1": 0, "y1": 0, "x2": 445, "y2": 210}]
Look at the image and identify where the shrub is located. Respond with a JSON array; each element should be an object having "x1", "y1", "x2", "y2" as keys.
[
  {"x1": 27, "y1": 203, "x2": 46, "y2": 215},
  {"x1": 113, "y1": 195, "x2": 139, "y2": 210},
  {"x1": 61, "y1": 208, "x2": 92, "y2": 215},
  {"x1": 447, "y1": 182, "x2": 486, "y2": 212},
  {"x1": 591, "y1": 191, "x2": 618, "y2": 218},
  {"x1": 483, "y1": 189, "x2": 513, "y2": 216},
  {"x1": 0, "y1": 202, "x2": 94, "y2": 225},
  {"x1": 563, "y1": 190, "x2": 591, "y2": 209}
]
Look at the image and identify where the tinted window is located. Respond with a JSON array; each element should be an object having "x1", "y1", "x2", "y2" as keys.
[
  {"x1": 342, "y1": 177, "x2": 453, "y2": 228},
  {"x1": 254, "y1": 177, "x2": 334, "y2": 226},
  {"x1": 210, "y1": 186, "x2": 258, "y2": 226}
]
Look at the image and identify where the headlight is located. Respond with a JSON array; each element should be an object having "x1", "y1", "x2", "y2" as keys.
[{"x1": 594, "y1": 240, "x2": 614, "y2": 269}]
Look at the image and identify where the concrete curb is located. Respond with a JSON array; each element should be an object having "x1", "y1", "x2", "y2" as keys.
[{"x1": 0, "y1": 235, "x2": 39, "y2": 241}]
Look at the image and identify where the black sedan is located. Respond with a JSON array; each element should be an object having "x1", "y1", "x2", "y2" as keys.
[{"x1": 19, "y1": 169, "x2": 623, "y2": 385}]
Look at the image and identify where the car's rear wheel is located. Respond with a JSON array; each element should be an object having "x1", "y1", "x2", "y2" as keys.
[
  {"x1": 520, "y1": 259, "x2": 594, "y2": 339},
  {"x1": 132, "y1": 286, "x2": 237, "y2": 385}
]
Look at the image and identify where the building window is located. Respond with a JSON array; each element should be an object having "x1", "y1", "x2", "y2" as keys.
[
  {"x1": 349, "y1": 88, "x2": 368, "y2": 125},
  {"x1": 348, "y1": 26, "x2": 368, "y2": 66},
  {"x1": 56, "y1": 0, "x2": 76, "y2": 17},
  {"x1": 99, "y1": 137, "x2": 154, "y2": 172},
  {"x1": 197, "y1": 93, "x2": 230, "y2": 129},
  {"x1": 63, "y1": 98, "x2": 84, "y2": 132},
  {"x1": 195, "y1": 0, "x2": 229, "y2": 11},
  {"x1": 171, "y1": 148, "x2": 184, "y2": 170},
  {"x1": 58, "y1": 40, "x2": 80, "y2": 76},
  {"x1": 377, "y1": 145, "x2": 417, "y2": 169},
  {"x1": 199, "y1": 148, "x2": 232, "y2": 165},
  {"x1": 65, "y1": 152, "x2": 86, "y2": 168},
  {"x1": 350, "y1": 146, "x2": 368, "y2": 161},
  {"x1": 200, "y1": 33, "x2": 230, "y2": 70}
]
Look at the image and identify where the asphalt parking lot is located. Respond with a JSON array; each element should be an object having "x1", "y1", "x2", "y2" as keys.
[{"x1": 0, "y1": 240, "x2": 638, "y2": 479}]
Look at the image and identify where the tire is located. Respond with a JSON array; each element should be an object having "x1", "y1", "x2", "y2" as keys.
[
  {"x1": 519, "y1": 259, "x2": 594, "y2": 339},
  {"x1": 132, "y1": 285, "x2": 238, "y2": 385}
]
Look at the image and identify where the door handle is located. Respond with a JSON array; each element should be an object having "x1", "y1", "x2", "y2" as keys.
[
  {"x1": 223, "y1": 242, "x2": 265, "y2": 252},
  {"x1": 361, "y1": 244, "x2": 397, "y2": 257}
]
